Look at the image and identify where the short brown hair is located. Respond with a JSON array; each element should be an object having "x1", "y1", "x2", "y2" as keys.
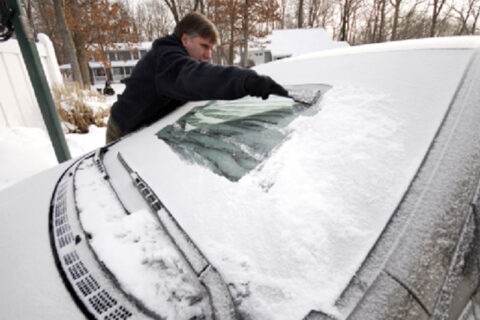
[{"x1": 173, "y1": 12, "x2": 219, "y2": 44}]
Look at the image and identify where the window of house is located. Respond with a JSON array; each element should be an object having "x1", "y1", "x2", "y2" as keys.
[
  {"x1": 113, "y1": 67, "x2": 124, "y2": 76},
  {"x1": 132, "y1": 49, "x2": 139, "y2": 60},
  {"x1": 117, "y1": 51, "x2": 131, "y2": 61}
]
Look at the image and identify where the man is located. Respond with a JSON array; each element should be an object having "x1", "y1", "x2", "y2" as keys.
[
  {"x1": 106, "y1": 12, "x2": 288, "y2": 143},
  {"x1": 103, "y1": 80, "x2": 115, "y2": 96}
]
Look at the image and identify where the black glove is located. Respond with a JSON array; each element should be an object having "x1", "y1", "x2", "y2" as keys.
[{"x1": 245, "y1": 75, "x2": 289, "y2": 100}]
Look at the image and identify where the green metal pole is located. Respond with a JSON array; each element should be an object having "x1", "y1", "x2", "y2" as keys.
[{"x1": 5, "y1": 0, "x2": 71, "y2": 162}]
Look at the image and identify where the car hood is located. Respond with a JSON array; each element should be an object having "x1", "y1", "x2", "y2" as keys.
[{"x1": 0, "y1": 161, "x2": 85, "y2": 319}]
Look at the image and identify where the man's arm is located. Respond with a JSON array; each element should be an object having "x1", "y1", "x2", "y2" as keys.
[{"x1": 154, "y1": 46, "x2": 286, "y2": 101}]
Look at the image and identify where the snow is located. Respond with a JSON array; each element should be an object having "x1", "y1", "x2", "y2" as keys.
[
  {"x1": 265, "y1": 28, "x2": 349, "y2": 57},
  {"x1": 75, "y1": 159, "x2": 211, "y2": 319},
  {"x1": 0, "y1": 83, "x2": 124, "y2": 191},
  {"x1": 1, "y1": 38, "x2": 478, "y2": 319},
  {"x1": 0, "y1": 124, "x2": 105, "y2": 190}
]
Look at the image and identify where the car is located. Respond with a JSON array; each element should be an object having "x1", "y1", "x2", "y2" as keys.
[{"x1": 1, "y1": 36, "x2": 480, "y2": 320}]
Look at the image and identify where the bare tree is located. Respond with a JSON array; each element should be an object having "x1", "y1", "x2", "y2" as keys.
[
  {"x1": 451, "y1": 0, "x2": 480, "y2": 34},
  {"x1": 378, "y1": 0, "x2": 387, "y2": 41},
  {"x1": 280, "y1": 0, "x2": 287, "y2": 28},
  {"x1": 472, "y1": 4, "x2": 480, "y2": 33},
  {"x1": 306, "y1": 0, "x2": 335, "y2": 28},
  {"x1": 132, "y1": 0, "x2": 173, "y2": 41},
  {"x1": 430, "y1": 0, "x2": 447, "y2": 36},
  {"x1": 339, "y1": 0, "x2": 362, "y2": 42},
  {"x1": 163, "y1": 0, "x2": 182, "y2": 23},
  {"x1": 162, "y1": 0, "x2": 206, "y2": 23},
  {"x1": 396, "y1": 2, "x2": 429, "y2": 39},
  {"x1": 390, "y1": 0, "x2": 402, "y2": 40},
  {"x1": 298, "y1": 0, "x2": 305, "y2": 27}
]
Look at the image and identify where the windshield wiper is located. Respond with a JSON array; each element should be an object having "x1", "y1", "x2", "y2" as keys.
[{"x1": 117, "y1": 152, "x2": 238, "y2": 320}]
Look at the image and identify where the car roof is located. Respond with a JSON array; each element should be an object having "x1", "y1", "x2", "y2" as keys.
[{"x1": 284, "y1": 36, "x2": 480, "y2": 61}]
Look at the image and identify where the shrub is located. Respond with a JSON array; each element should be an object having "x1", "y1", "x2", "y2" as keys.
[{"x1": 53, "y1": 82, "x2": 110, "y2": 133}]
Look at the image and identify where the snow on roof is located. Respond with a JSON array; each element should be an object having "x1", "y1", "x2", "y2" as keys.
[
  {"x1": 108, "y1": 42, "x2": 152, "y2": 51},
  {"x1": 251, "y1": 28, "x2": 349, "y2": 58},
  {"x1": 88, "y1": 42, "x2": 152, "y2": 52}
]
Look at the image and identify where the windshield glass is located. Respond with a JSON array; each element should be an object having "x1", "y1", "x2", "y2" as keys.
[{"x1": 157, "y1": 90, "x2": 325, "y2": 181}]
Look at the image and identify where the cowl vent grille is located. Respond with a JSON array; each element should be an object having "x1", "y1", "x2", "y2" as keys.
[{"x1": 49, "y1": 155, "x2": 157, "y2": 319}]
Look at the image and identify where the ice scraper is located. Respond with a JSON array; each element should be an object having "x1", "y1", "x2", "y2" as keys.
[{"x1": 277, "y1": 84, "x2": 330, "y2": 106}]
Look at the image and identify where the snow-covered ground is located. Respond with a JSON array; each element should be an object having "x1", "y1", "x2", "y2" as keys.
[{"x1": 0, "y1": 83, "x2": 124, "y2": 191}]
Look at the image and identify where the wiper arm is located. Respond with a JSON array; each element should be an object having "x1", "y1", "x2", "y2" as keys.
[{"x1": 117, "y1": 152, "x2": 238, "y2": 320}]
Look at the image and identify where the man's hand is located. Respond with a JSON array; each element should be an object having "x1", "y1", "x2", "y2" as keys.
[{"x1": 245, "y1": 75, "x2": 288, "y2": 100}]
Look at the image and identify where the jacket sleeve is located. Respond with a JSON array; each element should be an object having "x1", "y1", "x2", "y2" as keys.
[{"x1": 154, "y1": 45, "x2": 257, "y2": 101}]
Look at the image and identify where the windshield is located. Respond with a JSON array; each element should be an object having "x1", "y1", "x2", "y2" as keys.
[{"x1": 157, "y1": 88, "x2": 327, "y2": 181}]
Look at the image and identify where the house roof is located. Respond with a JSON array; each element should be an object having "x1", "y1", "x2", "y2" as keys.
[{"x1": 251, "y1": 28, "x2": 349, "y2": 58}]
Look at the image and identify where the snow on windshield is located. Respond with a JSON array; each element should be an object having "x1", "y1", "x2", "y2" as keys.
[
  {"x1": 99, "y1": 85, "x2": 402, "y2": 319},
  {"x1": 173, "y1": 86, "x2": 402, "y2": 319}
]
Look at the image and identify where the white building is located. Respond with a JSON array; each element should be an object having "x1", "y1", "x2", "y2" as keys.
[
  {"x1": 247, "y1": 28, "x2": 349, "y2": 66},
  {"x1": 60, "y1": 42, "x2": 152, "y2": 85}
]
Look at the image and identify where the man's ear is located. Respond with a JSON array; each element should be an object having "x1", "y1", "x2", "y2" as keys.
[{"x1": 181, "y1": 34, "x2": 190, "y2": 47}]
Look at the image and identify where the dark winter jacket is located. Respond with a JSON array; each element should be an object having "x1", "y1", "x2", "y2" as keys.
[{"x1": 110, "y1": 34, "x2": 256, "y2": 135}]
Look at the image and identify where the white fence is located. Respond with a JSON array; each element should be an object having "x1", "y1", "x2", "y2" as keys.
[{"x1": 0, "y1": 34, "x2": 63, "y2": 129}]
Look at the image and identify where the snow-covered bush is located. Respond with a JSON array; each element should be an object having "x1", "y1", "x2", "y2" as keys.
[{"x1": 53, "y1": 82, "x2": 110, "y2": 133}]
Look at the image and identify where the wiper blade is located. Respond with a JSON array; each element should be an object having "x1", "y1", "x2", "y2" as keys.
[{"x1": 117, "y1": 152, "x2": 238, "y2": 320}]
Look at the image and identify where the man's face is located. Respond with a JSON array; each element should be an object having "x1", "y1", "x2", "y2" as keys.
[{"x1": 181, "y1": 34, "x2": 215, "y2": 62}]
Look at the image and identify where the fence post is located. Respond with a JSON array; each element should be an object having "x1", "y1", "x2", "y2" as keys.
[{"x1": 5, "y1": 0, "x2": 71, "y2": 162}]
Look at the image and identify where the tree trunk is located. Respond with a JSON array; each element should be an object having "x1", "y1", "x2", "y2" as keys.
[
  {"x1": 194, "y1": 0, "x2": 205, "y2": 14},
  {"x1": 228, "y1": 0, "x2": 235, "y2": 65},
  {"x1": 390, "y1": 0, "x2": 402, "y2": 40},
  {"x1": 281, "y1": 0, "x2": 286, "y2": 28},
  {"x1": 242, "y1": 0, "x2": 249, "y2": 67},
  {"x1": 378, "y1": 0, "x2": 386, "y2": 42},
  {"x1": 298, "y1": 0, "x2": 304, "y2": 28},
  {"x1": 72, "y1": 32, "x2": 91, "y2": 87},
  {"x1": 69, "y1": 0, "x2": 90, "y2": 88},
  {"x1": 472, "y1": 8, "x2": 480, "y2": 34},
  {"x1": 163, "y1": 0, "x2": 180, "y2": 23},
  {"x1": 340, "y1": 0, "x2": 350, "y2": 41},
  {"x1": 430, "y1": 0, "x2": 446, "y2": 37},
  {"x1": 52, "y1": 0, "x2": 84, "y2": 86}
]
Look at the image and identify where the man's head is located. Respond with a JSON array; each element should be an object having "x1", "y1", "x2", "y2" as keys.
[{"x1": 173, "y1": 12, "x2": 219, "y2": 62}]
